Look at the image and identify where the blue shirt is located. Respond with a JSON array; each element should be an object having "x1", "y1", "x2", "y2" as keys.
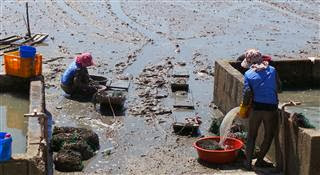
[
  {"x1": 61, "y1": 61, "x2": 81, "y2": 86},
  {"x1": 243, "y1": 66, "x2": 278, "y2": 105}
]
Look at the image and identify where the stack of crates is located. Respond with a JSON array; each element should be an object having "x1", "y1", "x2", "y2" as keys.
[{"x1": 3, "y1": 51, "x2": 42, "y2": 78}]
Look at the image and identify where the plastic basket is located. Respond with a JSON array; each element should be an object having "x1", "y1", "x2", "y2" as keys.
[
  {"x1": 0, "y1": 132, "x2": 12, "y2": 162},
  {"x1": 19, "y1": 45, "x2": 36, "y2": 58},
  {"x1": 4, "y1": 51, "x2": 42, "y2": 78}
]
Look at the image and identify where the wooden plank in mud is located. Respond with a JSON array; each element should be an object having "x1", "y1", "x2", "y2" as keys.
[
  {"x1": 173, "y1": 66, "x2": 189, "y2": 78},
  {"x1": 173, "y1": 91, "x2": 194, "y2": 109},
  {"x1": 0, "y1": 35, "x2": 23, "y2": 45},
  {"x1": 172, "y1": 109, "x2": 199, "y2": 135},
  {"x1": 108, "y1": 80, "x2": 130, "y2": 91},
  {"x1": 172, "y1": 109, "x2": 196, "y2": 123},
  {"x1": 31, "y1": 33, "x2": 49, "y2": 45}
]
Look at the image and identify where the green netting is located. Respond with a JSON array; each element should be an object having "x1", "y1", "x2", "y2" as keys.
[{"x1": 294, "y1": 113, "x2": 316, "y2": 129}]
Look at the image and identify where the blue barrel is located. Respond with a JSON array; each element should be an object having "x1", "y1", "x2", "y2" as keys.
[
  {"x1": 19, "y1": 45, "x2": 36, "y2": 58},
  {"x1": 0, "y1": 132, "x2": 12, "y2": 161}
]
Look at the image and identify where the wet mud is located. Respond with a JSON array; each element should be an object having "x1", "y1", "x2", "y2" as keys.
[{"x1": 1, "y1": 0, "x2": 319, "y2": 174}]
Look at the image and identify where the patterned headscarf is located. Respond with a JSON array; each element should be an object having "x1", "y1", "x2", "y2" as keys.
[{"x1": 241, "y1": 48, "x2": 268, "y2": 71}]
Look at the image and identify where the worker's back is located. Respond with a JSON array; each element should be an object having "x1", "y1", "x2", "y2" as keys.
[{"x1": 244, "y1": 65, "x2": 278, "y2": 105}]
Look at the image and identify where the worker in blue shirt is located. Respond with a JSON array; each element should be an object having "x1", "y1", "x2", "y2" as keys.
[
  {"x1": 241, "y1": 49, "x2": 281, "y2": 171},
  {"x1": 61, "y1": 53, "x2": 96, "y2": 97}
]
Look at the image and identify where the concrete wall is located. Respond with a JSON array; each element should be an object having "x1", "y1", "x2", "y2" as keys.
[
  {"x1": 213, "y1": 59, "x2": 320, "y2": 175},
  {"x1": 213, "y1": 60, "x2": 243, "y2": 114},
  {"x1": 0, "y1": 74, "x2": 49, "y2": 175},
  {"x1": 230, "y1": 59, "x2": 320, "y2": 88}
]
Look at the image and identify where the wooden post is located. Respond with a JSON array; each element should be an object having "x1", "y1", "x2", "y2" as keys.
[{"x1": 26, "y1": 2, "x2": 31, "y2": 38}]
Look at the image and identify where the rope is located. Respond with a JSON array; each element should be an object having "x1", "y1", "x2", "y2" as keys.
[{"x1": 107, "y1": 96, "x2": 116, "y2": 119}]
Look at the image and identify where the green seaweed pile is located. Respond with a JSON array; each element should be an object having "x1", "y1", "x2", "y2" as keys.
[
  {"x1": 51, "y1": 127, "x2": 100, "y2": 172},
  {"x1": 197, "y1": 139, "x2": 224, "y2": 150},
  {"x1": 209, "y1": 117, "x2": 223, "y2": 135}
]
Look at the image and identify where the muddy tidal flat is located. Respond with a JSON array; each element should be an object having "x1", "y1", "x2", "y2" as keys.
[{"x1": 1, "y1": 0, "x2": 319, "y2": 174}]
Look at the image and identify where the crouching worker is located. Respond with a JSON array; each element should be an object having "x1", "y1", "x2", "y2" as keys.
[{"x1": 61, "y1": 52, "x2": 97, "y2": 98}]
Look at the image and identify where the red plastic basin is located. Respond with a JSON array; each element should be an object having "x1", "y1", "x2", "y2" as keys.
[{"x1": 193, "y1": 136, "x2": 243, "y2": 164}]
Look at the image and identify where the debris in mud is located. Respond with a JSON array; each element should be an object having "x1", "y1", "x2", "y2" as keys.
[
  {"x1": 51, "y1": 126, "x2": 100, "y2": 172},
  {"x1": 185, "y1": 116, "x2": 202, "y2": 126},
  {"x1": 176, "y1": 61, "x2": 186, "y2": 66},
  {"x1": 102, "y1": 147, "x2": 114, "y2": 157},
  {"x1": 128, "y1": 59, "x2": 173, "y2": 119},
  {"x1": 175, "y1": 44, "x2": 180, "y2": 53},
  {"x1": 56, "y1": 106, "x2": 62, "y2": 110},
  {"x1": 117, "y1": 74, "x2": 132, "y2": 80}
]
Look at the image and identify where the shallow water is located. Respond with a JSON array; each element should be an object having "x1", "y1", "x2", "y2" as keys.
[
  {"x1": 279, "y1": 89, "x2": 320, "y2": 130},
  {"x1": 0, "y1": 93, "x2": 29, "y2": 154}
]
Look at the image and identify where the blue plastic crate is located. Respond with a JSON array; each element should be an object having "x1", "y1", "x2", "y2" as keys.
[{"x1": 0, "y1": 132, "x2": 12, "y2": 161}]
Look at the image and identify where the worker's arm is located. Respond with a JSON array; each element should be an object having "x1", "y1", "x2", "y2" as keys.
[
  {"x1": 242, "y1": 74, "x2": 253, "y2": 105},
  {"x1": 73, "y1": 69, "x2": 90, "y2": 90}
]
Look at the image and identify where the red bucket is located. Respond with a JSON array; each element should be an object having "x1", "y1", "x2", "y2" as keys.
[{"x1": 193, "y1": 136, "x2": 243, "y2": 164}]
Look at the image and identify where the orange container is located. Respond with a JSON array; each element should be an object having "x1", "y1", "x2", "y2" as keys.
[{"x1": 3, "y1": 51, "x2": 42, "y2": 78}]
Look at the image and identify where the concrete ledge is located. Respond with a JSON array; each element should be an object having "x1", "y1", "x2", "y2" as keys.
[
  {"x1": 213, "y1": 59, "x2": 320, "y2": 175},
  {"x1": 0, "y1": 74, "x2": 47, "y2": 175},
  {"x1": 229, "y1": 59, "x2": 320, "y2": 88}
]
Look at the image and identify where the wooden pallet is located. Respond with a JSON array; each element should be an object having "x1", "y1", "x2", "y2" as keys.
[
  {"x1": 0, "y1": 33, "x2": 48, "y2": 56},
  {"x1": 173, "y1": 91, "x2": 194, "y2": 109},
  {"x1": 172, "y1": 109, "x2": 199, "y2": 135}
]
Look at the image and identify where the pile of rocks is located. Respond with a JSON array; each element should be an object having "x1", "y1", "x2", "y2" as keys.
[
  {"x1": 128, "y1": 59, "x2": 173, "y2": 120},
  {"x1": 51, "y1": 126, "x2": 100, "y2": 172}
]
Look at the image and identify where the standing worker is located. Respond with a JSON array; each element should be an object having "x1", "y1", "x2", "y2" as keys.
[
  {"x1": 241, "y1": 49, "x2": 281, "y2": 171},
  {"x1": 61, "y1": 52, "x2": 97, "y2": 98}
]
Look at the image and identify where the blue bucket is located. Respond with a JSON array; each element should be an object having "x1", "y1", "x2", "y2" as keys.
[
  {"x1": 19, "y1": 45, "x2": 36, "y2": 58},
  {"x1": 0, "y1": 132, "x2": 12, "y2": 162}
]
